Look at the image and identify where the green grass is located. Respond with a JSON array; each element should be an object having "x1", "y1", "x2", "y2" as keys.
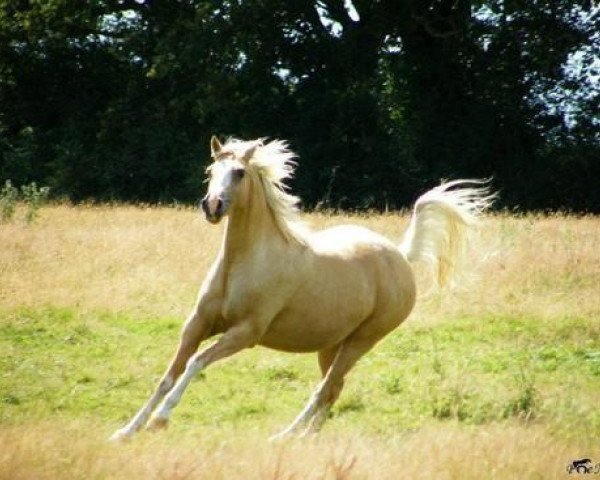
[
  {"x1": 2, "y1": 208, "x2": 599, "y2": 478},
  {"x1": 2, "y1": 306, "x2": 598, "y2": 443}
]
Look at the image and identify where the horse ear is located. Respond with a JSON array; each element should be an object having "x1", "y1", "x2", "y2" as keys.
[
  {"x1": 210, "y1": 135, "x2": 223, "y2": 158},
  {"x1": 242, "y1": 143, "x2": 258, "y2": 163}
]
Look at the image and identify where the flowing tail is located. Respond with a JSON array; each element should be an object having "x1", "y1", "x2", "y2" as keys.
[{"x1": 399, "y1": 179, "x2": 495, "y2": 287}]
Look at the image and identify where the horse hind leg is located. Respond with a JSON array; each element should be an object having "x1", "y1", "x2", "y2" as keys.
[
  {"x1": 303, "y1": 347, "x2": 345, "y2": 435},
  {"x1": 269, "y1": 345, "x2": 340, "y2": 441},
  {"x1": 272, "y1": 336, "x2": 378, "y2": 440}
]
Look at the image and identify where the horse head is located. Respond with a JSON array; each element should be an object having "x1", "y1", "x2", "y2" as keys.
[{"x1": 200, "y1": 136, "x2": 259, "y2": 224}]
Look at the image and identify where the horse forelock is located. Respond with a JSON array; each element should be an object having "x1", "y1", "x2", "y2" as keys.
[{"x1": 221, "y1": 137, "x2": 308, "y2": 245}]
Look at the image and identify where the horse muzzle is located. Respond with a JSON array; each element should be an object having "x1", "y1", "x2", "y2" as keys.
[{"x1": 201, "y1": 194, "x2": 226, "y2": 224}]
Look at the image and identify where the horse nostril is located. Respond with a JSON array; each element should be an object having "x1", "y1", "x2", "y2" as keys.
[
  {"x1": 216, "y1": 198, "x2": 223, "y2": 213},
  {"x1": 200, "y1": 196, "x2": 209, "y2": 215}
]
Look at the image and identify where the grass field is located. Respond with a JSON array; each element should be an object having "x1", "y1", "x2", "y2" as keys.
[{"x1": 1, "y1": 204, "x2": 599, "y2": 479}]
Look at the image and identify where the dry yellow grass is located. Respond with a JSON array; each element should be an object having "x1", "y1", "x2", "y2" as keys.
[
  {"x1": 1, "y1": 205, "x2": 599, "y2": 479},
  {"x1": 0, "y1": 420, "x2": 589, "y2": 480},
  {"x1": 1, "y1": 205, "x2": 598, "y2": 321},
  {"x1": 1, "y1": 205, "x2": 220, "y2": 317}
]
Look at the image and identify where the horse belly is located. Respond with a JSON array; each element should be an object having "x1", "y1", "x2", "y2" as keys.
[
  {"x1": 258, "y1": 271, "x2": 375, "y2": 353},
  {"x1": 259, "y1": 309, "x2": 364, "y2": 352}
]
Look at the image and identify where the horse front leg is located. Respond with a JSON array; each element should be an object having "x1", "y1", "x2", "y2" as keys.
[
  {"x1": 146, "y1": 322, "x2": 262, "y2": 431},
  {"x1": 109, "y1": 308, "x2": 212, "y2": 442}
]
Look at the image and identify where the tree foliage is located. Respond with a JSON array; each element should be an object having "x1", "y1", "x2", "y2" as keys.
[{"x1": 0, "y1": 0, "x2": 598, "y2": 210}]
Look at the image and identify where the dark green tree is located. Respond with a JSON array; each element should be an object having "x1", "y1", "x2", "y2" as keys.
[{"x1": 0, "y1": 0, "x2": 598, "y2": 209}]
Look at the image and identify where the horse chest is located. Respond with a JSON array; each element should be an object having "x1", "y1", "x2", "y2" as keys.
[{"x1": 216, "y1": 265, "x2": 297, "y2": 325}]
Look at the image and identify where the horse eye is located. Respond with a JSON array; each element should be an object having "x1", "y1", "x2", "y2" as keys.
[{"x1": 233, "y1": 169, "x2": 245, "y2": 180}]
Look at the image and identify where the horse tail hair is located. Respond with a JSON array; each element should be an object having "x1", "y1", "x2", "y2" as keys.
[{"x1": 399, "y1": 179, "x2": 495, "y2": 287}]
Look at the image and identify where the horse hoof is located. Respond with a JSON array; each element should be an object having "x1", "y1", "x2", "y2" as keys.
[
  {"x1": 269, "y1": 430, "x2": 296, "y2": 443},
  {"x1": 146, "y1": 416, "x2": 169, "y2": 432},
  {"x1": 109, "y1": 428, "x2": 133, "y2": 443}
]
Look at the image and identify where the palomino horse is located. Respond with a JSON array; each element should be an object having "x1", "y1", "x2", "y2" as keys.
[{"x1": 111, "y1": 136, "x2": 493, "y2": 441}]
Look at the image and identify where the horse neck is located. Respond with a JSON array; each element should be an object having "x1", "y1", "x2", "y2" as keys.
[{"x1": 221, "y1": 175, "x2": 282, "y2": 263}]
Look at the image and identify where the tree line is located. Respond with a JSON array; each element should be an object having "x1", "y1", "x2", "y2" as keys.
[{"x1": 1, "y1": 1, "x2": 598, "y2": 211}]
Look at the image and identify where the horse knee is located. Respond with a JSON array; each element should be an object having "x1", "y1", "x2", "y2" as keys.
[
  {"x1": 158, "y1": 375, "x2": 174, "y2": 394},
  {"x1": 185, "y1": 352, "x2": 203, "y2": 369},
  {"x1": 179, "y1": 318, "x2": 208, "y2": 348}
]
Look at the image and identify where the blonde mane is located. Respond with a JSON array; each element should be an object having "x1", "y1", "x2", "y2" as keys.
[{"x1": 221, "y1": 138, "x2": 308, "y2": 246}]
